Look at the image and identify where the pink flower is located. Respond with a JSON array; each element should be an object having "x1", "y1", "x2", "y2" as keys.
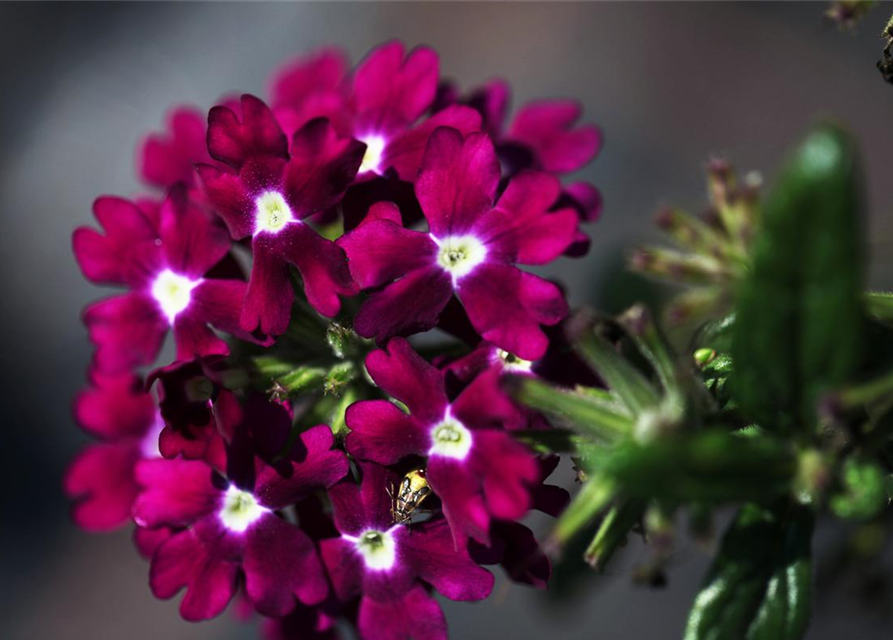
[
  {"x1": 338, "y1": 128, "x2": 575, "y2": 360},
  {"x1": 198, "y1": 95, "x2": 362, "y2": 335},
  {"x1": 74, "y1": 188, "x2": 252, "y2": 373},
  {"x1": 345, "y1": 338, "x2": 539, "y2": 546}
]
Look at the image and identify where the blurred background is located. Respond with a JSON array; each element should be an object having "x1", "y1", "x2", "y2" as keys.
[{"x1": 2, "y1": 2, "x2": 893, "y2": 639}]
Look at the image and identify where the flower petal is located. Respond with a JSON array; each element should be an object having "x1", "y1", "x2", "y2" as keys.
[
  {"x1": 139, "y1": 106, "x2": 209, "y2": 188},
  {"x1": 399, "y1": 519, "x2": 494, "y2": 601},
  {"x1": 364, "y1": 337, "x2": 449, "y2": 423},
  {"x1": 509, "y1": 100, "x2": 601, "y2": 174},
  {"x1": 345, "y1": 401, "x2": 429, "y2": 466},
  {"x1": 337, "y1": 218, "x2": 437, "y2": 289},
  {"x1": 84, "y1": 293, "x2": 168, "y2": 373},
  {"x1": 358, "y1": 587, "x2": 447, "y2": 640},
  {"x1": 243, "y1": 513, "x2": 328, "y2": 614},
  {"x1": 207, "y1": 94, "x2": 288, "y2": 169},
  {"x1": 351, "y1": 41, "x2": 439, "y2": 134},
  {"x1": 283, "y1": 117, "x2": 365, "y2": 215},
  {"x1": 242, "y1": 234, "x2": 293, "y2": 336},
  {"x1": 149, "y1": 519, "x2": 240, "y2": 621},
  {"x1": 158, "y1": 187, "x2": 232, "y2": 278},
  {"x1": 353, "y1": 267, "x2": 453, "y2": 343},
  {"x1": 276, "y1": 222, "x2": 357, "y2": 318},
  {"x1": 456, "y1": 264, "x2": 568, "y2": 361},
  {"x1": 415, "y1": 128, "x2": 499, "y2": 238},
  {"x1": 65, "y1": 442, "x2": 140, "y2": 531},
  {"x1": 132, "y1": 458, "x2": 219, "y2": 528}
]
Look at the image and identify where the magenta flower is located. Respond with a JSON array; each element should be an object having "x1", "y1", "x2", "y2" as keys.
[
  {"x1": 345, "y1": 338, "x2": 539, "y2": 546},
  {"x1": 319, "y1": 462, "x2": 494, "y2": 640},
  {"x1": 338, "y1": 127, "x2": 575, "y2": 360},
  {"x1": 272, "y1": 41, "x2": 481, "y2": 183},
  {"x1": 133, "y1": 423, "x2": 348, "y2": 621},
  {"x1": 74, "y1": 188, "x2": 252, "y2": 373},
  {"x1": 65, "y1": 372, "x2": 163, "y2": 531},
  {"x1": 139, "y1": 106, "x2": 212, "y2": 189},
  {"x1": 197, "y1": 94, "x2": 363, "y2": 336}
]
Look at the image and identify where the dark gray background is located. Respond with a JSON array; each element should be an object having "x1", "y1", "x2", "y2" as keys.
[{"x1": 2, "y1": 2, "x2": 893, "y2": 639}]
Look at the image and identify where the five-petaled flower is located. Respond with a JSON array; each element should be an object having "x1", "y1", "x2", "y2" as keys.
[
  {"x1": 320, "y1": 462, "x2": 494, "y2": 640},
  {"x1": 339, "y1": 127, "x2": 576, "y2": 360},
  {"x1": 346, "y1": 338, "x2": 540, "y2": 546},
  {"x1": 198, "y1": 94, "x2": 363, "y2": 336}
]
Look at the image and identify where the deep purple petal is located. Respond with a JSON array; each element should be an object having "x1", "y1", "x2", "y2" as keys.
[
  {"x1": 399, "y1": 519, "x2": 494, "y2": 601},
  {"x1": 270, "y1": 47, "x2": 349, "y2": 111},
  {"x1": 158, "y1": 187, "x2": 232, "y2": 278},
  {"x1": 139, "y1": 106, "x2": 209, "y2": 188},
  {"x1": 73, "y1": 373, "x2": 156, "y2": 440},
  {"x1": 132, "y1": 458, "x2": 220, "y2": 528},
  {"x1": 173, "y1": 310, "x2": 230, "y2": 362},
  {"x1": 134, "y1": 526, "x2": 173, "y2": 560},
  {"x1": 426, "y1": 457, "x2": 490, "y2": 546},
  {"x1": 472, "y1": 430, "x2": 538, "y2": 521},
  {"x1": 415, "y1": 128, "x2": 499, "y2": 238},
  {"x1": 456, "y1": 264, "x2": 568, "y2": 361},
  {"x1": 149, "y1": 518, "x2": 241, "y2": 621},
  {"x1": 467, "y1": 79, "x2": 510, "y2": 138},
  {"x1": 196, "y1": 163, "x2": 255, "y2": 239},
  {"x1": 276, "y1": 222, "x2": 357, "y2": 318},
  {"x1": 383, "y1": 105, "x2": 483, "y2": 181},
  {"x1": 84, "y1": 293, "x2": 168, "y2": 373},
  {"x1": 73, "y1": 196, "x2": 160, "y2": 287},
  {"x1": 243, "y1": 513, "x2": 329, "y2": 614},
  {"x1": 319, "y1": 537, "x2": 364, "y2": 602},
  {"x1": 207, "y1": 94, "x2": 288, "y2": 169},
  {"x1": 357, "y1": 587, "x2": 447, "y2": 640},
  {"x1": 351, "y1": 42, "x2": 439, "y2": 135},
  {"x1": 354, "y1": 266, "x2": 453, "y2": 342},
  {"x1": 345, "y1": 400, "x2": 429, "y2": 466},
  {"x1": 254, "y1": 425, "x2": 349, "y2": 509},
  {"x1": 190, "y1": 278, "x2": 248, "y2": 338},
  {"x1": 65, "y1": 442, "x2": 140, "y2": 531},
  {"x1": 472, "y1": 521, "x2": 551, "y2": 589},
  {"x1": 509, "y1": 100, "x2": 601, "y2": 174},
  {"x1": 242, "y1": 234, "x2": 293, "y2": 335},
  {"x1": 474, "y1": 171, "x2": 577, "y2": 264},
  {"x1": 283, "y1": 118, "x2": 365, "y2": 215},
  {"x1": 450, "y1": 368, "x2": 518, "y2": 430},
  {"x1": 337, "y1": 218, "x2": 437, "y2": 289},
  {"x1": 364, "y1": 337, "x2": 449, "y2": 424}
]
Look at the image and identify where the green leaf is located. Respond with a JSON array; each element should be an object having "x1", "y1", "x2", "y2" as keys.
[
  {"x1": 575, "y1": 330, "x2": 662, "y2": 414},
  {"x1": 583, "y1": 498, "x2": 646, "y2": 571},
  {"x1": 597, "y1": 430, "x2": 796, "y2": 503},
  {"x1": 509, "y1": 377, "x2": 633, "y2": 441},
  {"x1": 684, "y1": 503, "x2": 814, "y2": 640},
  {"x1": 732, "y1": 124, "x2": 863, "y2": 436},
  {"x1": 829, "y1": 458, "x2": 888, "y2": 520}
]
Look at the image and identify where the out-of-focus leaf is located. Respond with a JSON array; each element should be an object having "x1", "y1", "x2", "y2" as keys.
[
  {"x1": 830, "y1": 458, "x2": 888, "y2": 520},
  {"x1": 584, "y1": 498, "x2": 646, "y2": 571},
  {"x1": 597, "y1": 430, "x2": 796, "y2": 503},
  {"x1": 509, "y1": 377, "x2": 633, "y2": 441},
  {"x1": 684, "y1": 503, "x2": 814, "y2": 640},
  {"x1": 732, "y1": 124, "x2": 863, "y2": 436},
  {"x1": 576, "y1": 331, "x2": 661, "y2": 413}
]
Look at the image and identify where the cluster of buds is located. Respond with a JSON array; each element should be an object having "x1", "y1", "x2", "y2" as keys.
[
  {"x1": 68, "y1": 42, "x2": 603, "y2": 639},
  {"x1": 629, "y1": 160, "x2": 761, "y2": 325}
]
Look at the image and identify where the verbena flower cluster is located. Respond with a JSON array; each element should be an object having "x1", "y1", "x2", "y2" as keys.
[{"x1": 68, "y1": 41, "x2": 601, "y2": 639}]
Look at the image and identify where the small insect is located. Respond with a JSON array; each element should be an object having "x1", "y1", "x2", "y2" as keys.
[{"x1": 390, "y1": 468, "x2": 432, "y2": 525}]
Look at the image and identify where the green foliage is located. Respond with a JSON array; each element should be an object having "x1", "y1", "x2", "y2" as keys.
[
  {"x1": 685, "y1": 504, "x2": 814, "y2": 640},
  {"x1": 732, "y1": 124, "x2": 863, "y2": 437}
]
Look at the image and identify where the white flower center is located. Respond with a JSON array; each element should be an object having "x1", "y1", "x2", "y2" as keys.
[
  {"x1": 151, "y1": 269, "x2": 200, "y2": 323},
  {"x1": 358, "y1": 135, "x2": 386, "y2": 174},
  {"x1": 352, "y1": 528, "x2": 397, "y2": 571},
  {"x1": 497, "y1": 349, "x2": 534, "y2": 373},
  {"x1": 434, "y1": 235, "x2": 487, "y2": 280},
  {"x1": 219, "y1": 486, "x2": 267, "y2": 533},
  {"x1": 429, "y1": 413, "x2": 473, "y2": 460},
  {"x1": 254, "y1": 191, "x2": 295, "y2": 235}
]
